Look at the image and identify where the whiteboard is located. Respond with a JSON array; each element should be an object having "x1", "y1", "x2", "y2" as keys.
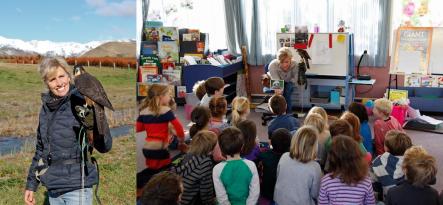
[
  {"x1": 277, "y1": 33, "x2": 349, "y2": 77},
  {"x1": 429, "y1": 27, "x2": 443, "y2": 75}
]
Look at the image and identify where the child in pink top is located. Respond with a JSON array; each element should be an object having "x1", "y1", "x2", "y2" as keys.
[{"x1": 373, "y1": 98, "x2": 404, "y2": 156}]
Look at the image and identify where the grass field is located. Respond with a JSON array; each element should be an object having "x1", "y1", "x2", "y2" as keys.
[
  {"x1": 0, "y1": 62, "x2": 136, "y2": 137},
  {"x1": 0, "y1": 134, "x2": 136, "y2": 204}
]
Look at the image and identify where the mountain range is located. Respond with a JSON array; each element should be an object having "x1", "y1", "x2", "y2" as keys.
[{"x1": 0, "y1": 36, "x2": 135, "y2": 57}]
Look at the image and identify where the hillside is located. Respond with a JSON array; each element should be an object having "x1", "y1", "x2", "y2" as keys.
[{"x1": 81, "y1": 41, "x2": 136, "y2": 58}]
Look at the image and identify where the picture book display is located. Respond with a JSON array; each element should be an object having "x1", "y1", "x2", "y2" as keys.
[
  {"x1": 137, "y1": 83, "x2": 150, "y2": 97},
  {"x1": 177, "y1": 86, "x2": 187, "y2": 98},
  {"x1": 162, "y1": 69, "x2": 182, "y2": 86},
  {"x1": 141, "y1": 42, "x2": 158, "y2": 55},
  {"x1": 145, "y1": 27, "x2": 160, "y2": 42},
  {"x1": 158, "y1": 41, "x2": 179, "y2": 62},
  {"x1": 159, "y1": 27, "x2": 179, "y2": 41}
]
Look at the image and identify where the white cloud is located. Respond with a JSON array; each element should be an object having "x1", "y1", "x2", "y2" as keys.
[
  {"x1": 71, "y1": 16, "x2": 82, "y2": 21},
  {"x1": 52, "y1": 17, "x2": 63, "y2": 22},
  {"x1": 16, "y1": 8, "x2": 22, "y2": 13},
  {"x1": 86, "y1": 0, "x2": 135, "y2": 17}
]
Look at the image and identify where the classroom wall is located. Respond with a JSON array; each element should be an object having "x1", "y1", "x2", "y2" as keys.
[{"x1": 248, "y1": 56, "x2": 403, "y2": 99}]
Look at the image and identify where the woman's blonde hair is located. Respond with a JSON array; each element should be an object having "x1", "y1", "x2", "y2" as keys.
[
  {"x1": 188, "y1": 130, "x2": 218, "y2": 155},
  {"x1": 38, "y1": 57, "x2": 72, "y2": 83},
  {"x1": 304, "y1": 113, "x2": 326, "y2": 133},
  {"x1": 403, "y1": 146, "x2": 437, "y2": 187},
  {"x1": 290, "y1": 126, "x2": 318, "y2": 163},
  {"x1": 139, "y1": 84, "x2": 169, "y2": 115},
  {"x1": 277, "y1": 47, "x2": 293, "y2": 62},
  {"x1": 231, "y1": 96, "x2": 250, "y2": 126},
  {"x1": 308, "y1": 106, "x2": 328, "y2": 125}
]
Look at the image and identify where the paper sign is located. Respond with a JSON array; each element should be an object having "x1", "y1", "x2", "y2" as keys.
[
  {"x1": 311, "y1": 39, "x2": 332, "y2": 64},
  {"x1": 388, "y1": 89, "x2": 408, "y2": 101},
  {"x1": 397, "y1": 50, "x2": 421, "y2": 74},
  {"x1": 337, "y1": 34, "x2": 346, "y2": 43}
]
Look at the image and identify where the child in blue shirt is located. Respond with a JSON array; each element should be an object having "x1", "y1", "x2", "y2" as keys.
[{"x1": 267, "y1": 95, "x2": 299, "y2": 138}]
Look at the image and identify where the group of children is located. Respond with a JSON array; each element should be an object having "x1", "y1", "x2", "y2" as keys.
[{"x1": 136, "y1": 76, "x2": 441, "y2": 205}]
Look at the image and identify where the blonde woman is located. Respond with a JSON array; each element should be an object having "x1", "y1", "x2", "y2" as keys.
[
  {"x1": 268, "y1": 47, "x2": 299, "y2": 114},
  {"x1": 25, "y1": 57, "x2": 112, "y2": 205},
  {"x1": 274, "y1": 126, "x2": 322, "y2": 205},
  {"x1": 231, "y1": 96, "x2": 250, "y2": 127}
]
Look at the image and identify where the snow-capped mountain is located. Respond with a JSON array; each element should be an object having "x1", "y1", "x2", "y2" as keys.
[{"x1": 0, "y1": 36, "x2": 133, "y2": 57}]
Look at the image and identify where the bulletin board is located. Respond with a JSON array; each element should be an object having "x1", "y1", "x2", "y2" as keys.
[
  {"x1": 390, "y1": 27, "x2": 433, "y2": 75},
  {"x1": 277, "y1": 32, "x2": 350, "y2": 77}
]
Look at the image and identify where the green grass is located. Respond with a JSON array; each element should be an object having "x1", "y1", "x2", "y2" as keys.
[
  {"x1": 0, "y1": 63, "x2": 136, "y2": 136},
  {"x1": 0, "y1": 134, "x2": 136, "y2": 204}
]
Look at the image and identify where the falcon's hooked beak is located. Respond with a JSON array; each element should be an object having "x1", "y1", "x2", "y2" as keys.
[{"x1": 73, "y1": 65, "x2": 85, "y2": 77}]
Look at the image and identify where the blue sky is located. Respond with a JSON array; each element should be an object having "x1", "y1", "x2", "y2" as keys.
[{"x1": 0, "y1": 0, "x2": 135, "y2": 43}]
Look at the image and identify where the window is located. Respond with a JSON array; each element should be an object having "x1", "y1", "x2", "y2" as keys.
[
  {"x1": 147, "y1": 0, "x2": 228, "y2": 51},
  {"x1": 245, "y1": 0, "x2": 384, "y2": 66}
]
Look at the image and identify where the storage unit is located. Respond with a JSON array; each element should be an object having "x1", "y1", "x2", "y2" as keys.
[
  {"x1": 395, "y1": 87, "x2": 443, "y2": 112},
  {"x1": 182, "y1": 62, "x2": 243, "y2": 103}
]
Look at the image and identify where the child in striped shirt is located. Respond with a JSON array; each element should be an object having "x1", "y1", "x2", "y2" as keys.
[
  {"x1": 318, "y1": 135, "x2": 376, "y2": 205},
  {"x1": 213, "y1": 127, "x2": 260, "y2": 205},
  {"x1": 172, "y1": 130, "x2": 218, "y2": 205}
]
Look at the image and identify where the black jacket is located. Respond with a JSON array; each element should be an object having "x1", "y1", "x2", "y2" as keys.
[{"x1": 25, "y1": 87, "x2": 112, "y2": 196}]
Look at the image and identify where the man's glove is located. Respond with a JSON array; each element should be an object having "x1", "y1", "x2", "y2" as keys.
[{"x1": 75, "y1": 105, "x2": 95, "y2": 130}]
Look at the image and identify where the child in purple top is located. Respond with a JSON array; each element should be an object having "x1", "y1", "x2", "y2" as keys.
[
  {"x1": 318, "y1": 135, "x2": 376, "y2": 205},
  {"x1": 238, "y1": 120, "x2": 261, "y2": 162}
]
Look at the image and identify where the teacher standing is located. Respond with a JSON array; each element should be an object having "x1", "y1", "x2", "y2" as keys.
[{"x1": 268, "y1": 47, "x2": 299, "y2": 114}]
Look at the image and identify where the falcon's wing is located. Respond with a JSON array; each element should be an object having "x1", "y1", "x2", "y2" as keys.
[{"x1": 74, "y1": 72, "x2": 114, "y2": 110}]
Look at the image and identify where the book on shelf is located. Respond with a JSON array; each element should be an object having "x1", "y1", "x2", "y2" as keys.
[
  {"x1": 158, "y1": 41, "x2": 179, "y2": 62},
  {"x1": 141, "y1": 42, "x2": 158, "y2": 55},
  {"x1": 188, "y1": 29, "x2": 200, "y2": 41},
  {"x1": 207, "y1": 57, "x2": 221, "y2": 66},
  {"x1": 145, "y1": 74, "x2": 163, "y2": 84},
  {"x1": 144, "y1": 21, "x2": 163, "y2": 28},
  {"x1": 140, "y1": 55, "x2": 161, "y2": 68},
  {"x1": 137, "y1": 82, "x2": 150, "y2": 97},
  {"x1": 420, "y1": 75, "x2": 438, "y2": 87},
  {"x1": 162, "y1": 69, "x2": 182, "y2": 86},
  {"x1": 159, "y1": 27, "x2": 179, "y2": 41},
  {"x1": 140, "y1": 65, "x2": 158, "y2": 75},
  {"x1": 388, "y1": 89, "x2": 408, "y2": 101},
  {"x1": 183, "y1": 56, "x2": 198, "y2": 65},
  {"x1": 404, "y1": 74, "x2": 421, "y2": 87},
  {"x1": 196, "y1": 42, "x2": 205, "y2": 52},
  {"x1": 177, "y1": 86, "x2": 187, "y2": 98},
  {"x1": 144, "y1": 27, "x2": 160, "y2": 43}
]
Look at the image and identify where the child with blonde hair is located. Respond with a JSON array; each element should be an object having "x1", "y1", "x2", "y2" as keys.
[
  {"x1": 136, "y1": 84, "x2": 185, "y2": 170},
  {"x1": 231, "y1": 96, "x2": 250, "y2": 126},
  {"x1": 274, "y1": 126, "x2": 322, "y2": 205},
  {"x1": 304, "y1": 113, "x2": 330, "y2": 168},
  {"x1": 373, "y1": 98, "x2": 404, "y2": 156},
  {"x1": 385, "y1": 146, "x2": 439, "y2": 205},
  {"x1": 308, "y1": 106, "x2": 329, "y2": 127}
]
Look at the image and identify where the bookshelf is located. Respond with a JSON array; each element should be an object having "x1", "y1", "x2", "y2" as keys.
[{"x1": 183, "y1": 62, "x2": 243, "y2": 103}]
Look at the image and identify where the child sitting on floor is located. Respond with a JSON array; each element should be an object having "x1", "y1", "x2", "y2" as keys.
[
  {"x1": 172, "y1": 131, "x2": 218, "y2": 205},
  {"x1": 257, "y1": 128, "x2": 291, "y2": 204},
  {"x1": 385, "y1": 146, "x2": 439, "y2": 205},
  {"x1": 318, "y1": 135, "x2": 376, "y2": 205},
  {"x1": 200, "y1": 77, "x2": 225, "y2": 107},
  {"x1": 274, "y1": 126, "x2": 322, "y2": 205},
  {"x1": 304, "y1": 113, "x2": 331, "y2": 168},
  {"x1": 348, "y1": 102, "x2": 373, "y2": 155},
  {"x1": 237, "y1": 120, "x2": 260, "y2": 163},
  {"x1": 267, "y1": 95, "x2": 300, "y2": 138},
  {"x1": 373, "y1": 98, "x2": 404, "y2": 156},
  {"x1": 231, "y1": 96, "x2": 251, "y2": 127},
  {"x1": 213, "y1": 127, "x2": 260, "y2": 205},
  {"x1": 370, "y1": 130, "x2": 412, "y2": 200}
]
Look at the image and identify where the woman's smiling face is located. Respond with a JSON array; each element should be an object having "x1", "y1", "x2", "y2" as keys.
[{"x1": 46, "y1": 67, "x2": 70, "y2": 97}]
